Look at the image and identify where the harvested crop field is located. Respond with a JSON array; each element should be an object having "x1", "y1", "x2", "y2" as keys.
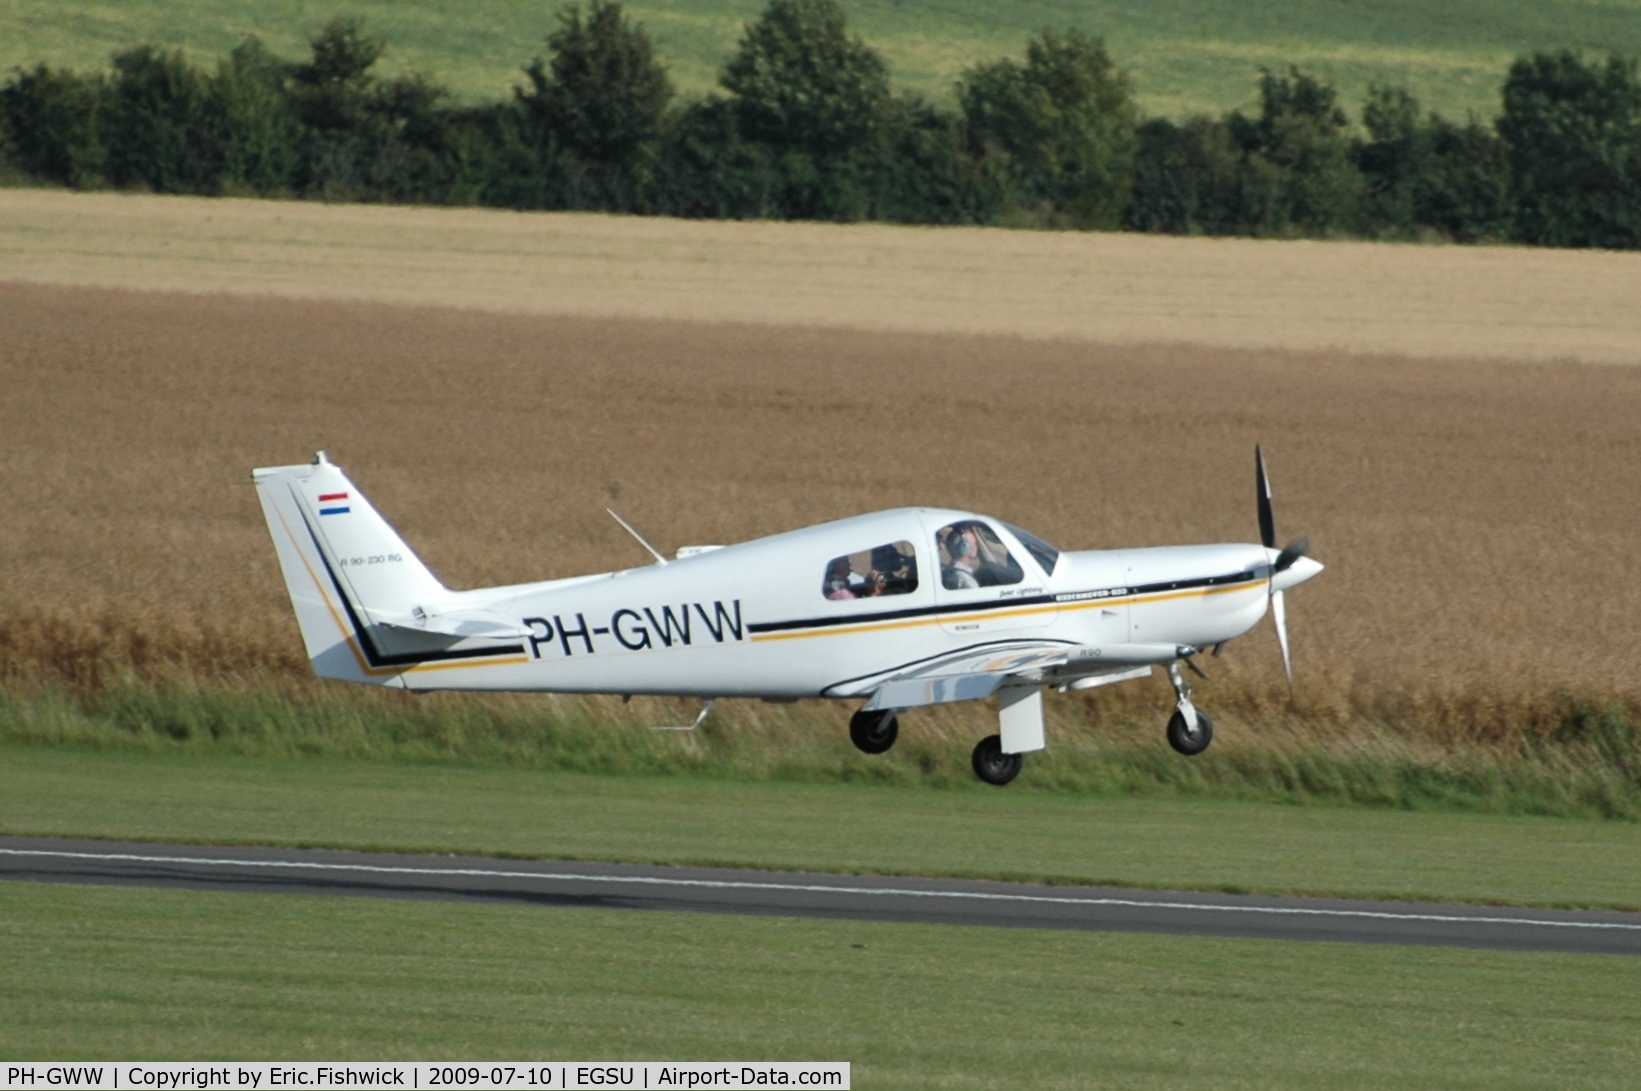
[
  {"x1": 6, "y1": 190, "x2": 1641, "y2": 364},
  {"x1": 5, "y1": 275, "x2": 1641, "y2": 724}
]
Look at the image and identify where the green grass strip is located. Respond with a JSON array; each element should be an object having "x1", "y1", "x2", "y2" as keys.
[
  {"x1": 1, "y1": 880, "x2": 1637, "y2": 1087},
  {"x1": 4, "y1": 681, "x2": 1639, "y2": 821},
  {"x1": 4, "y1": 746, "x2": 1639, "y2": 910}
]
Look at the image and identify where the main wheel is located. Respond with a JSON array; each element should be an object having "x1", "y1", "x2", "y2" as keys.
[
  {"x1": 849, "y1": 708, "x2": 899, "y2": 754},
  {"x1": 1166, "y1": 708, "x2": 1214, "y2": 756},
  {"x1": 971, "y1": 734, "x2": 1023, "y2": 786}
]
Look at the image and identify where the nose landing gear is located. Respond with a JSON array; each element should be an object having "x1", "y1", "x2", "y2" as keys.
[
  {"x1": 1166, "y1": 707, "x2": 1214, "y2": 755},
  {"x1": 1165, "y1": 660, "x2": 1214, "y2": 756}
]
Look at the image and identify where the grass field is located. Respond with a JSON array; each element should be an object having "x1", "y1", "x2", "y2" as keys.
[
  {"x1": 2, "y1": 881, "x2": 1637, "y2": 1085},
  {"x1": 5, "y1": 747, "x2": 1639, "y2": 908},
  {"x1": 6, "y1": 0, "x2": 1641, "y2": 119}
]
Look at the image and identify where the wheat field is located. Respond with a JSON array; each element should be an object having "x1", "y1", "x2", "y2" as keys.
[{"x1": 5, "y1": 273, "x2": 1641, "y2": 728}]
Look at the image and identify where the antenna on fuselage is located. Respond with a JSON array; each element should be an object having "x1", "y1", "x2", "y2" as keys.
[{"x1": 606, "y1": 509, "x2": 668, "y2": 566}]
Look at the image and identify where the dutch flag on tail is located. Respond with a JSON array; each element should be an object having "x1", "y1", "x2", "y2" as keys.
[{"x1": 318, "y1": 492, "x2": 350, "y2": 515}]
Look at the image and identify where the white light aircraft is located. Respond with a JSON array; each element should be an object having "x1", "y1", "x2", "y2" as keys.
[{"x1": 253, "y1": 449, "x2": 1322, "y2": 785}]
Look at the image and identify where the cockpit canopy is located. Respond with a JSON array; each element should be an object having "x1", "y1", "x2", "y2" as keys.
[{"x1": 815, "y1": 513, "x2": 1061, "y2": 601}]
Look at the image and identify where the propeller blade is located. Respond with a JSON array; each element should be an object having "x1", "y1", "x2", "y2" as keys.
[
  {"x1": 1274, "y1": 537, "x2": 1309, "y2": 574},
  {"x1": 1257, "y1": 447, "x2": 1302, "y2": 687},
  {"x1": 1271, "y1": 588, "x2": 1293, "y2": 687},
  {"x1": 1256, "y1": 445, "x2": 1276, "y2": 549}
]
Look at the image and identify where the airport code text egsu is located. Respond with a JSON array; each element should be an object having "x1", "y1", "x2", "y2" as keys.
[{"x1": 524, "y1": 601, "x2": 745, "y2": 658}]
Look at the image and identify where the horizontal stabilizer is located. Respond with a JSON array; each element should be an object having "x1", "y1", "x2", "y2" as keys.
[{"x1": 376, "y1": 608, "x2": 532, "y2": 640}]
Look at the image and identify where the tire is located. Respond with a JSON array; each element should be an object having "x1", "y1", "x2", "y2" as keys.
[
  {"x1": 971, "y1": 734, "x2": 1023, "y2": 786},
  {"x1": 1166, "y1": 708, "x2": 1214, "y2": 756},
  {"x1": 849, "y1": 708, "x2": 899, "y2": 754}
]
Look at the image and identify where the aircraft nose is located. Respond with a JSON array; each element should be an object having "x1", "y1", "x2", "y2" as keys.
[{"x1": 1272, "y1": 554, "x2": 1323, "y2": 592}]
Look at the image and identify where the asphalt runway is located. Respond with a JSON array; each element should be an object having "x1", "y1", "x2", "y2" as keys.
[{"x1": 3, "y1": 836, "x2": 1637, "y2": 955}]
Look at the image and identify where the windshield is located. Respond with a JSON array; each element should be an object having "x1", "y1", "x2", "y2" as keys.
[{"x1": 1001, "y1": 522, "x2": 1060, "y2": 576}]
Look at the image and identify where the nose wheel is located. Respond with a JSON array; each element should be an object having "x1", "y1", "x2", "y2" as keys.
[
  {"x1": 849, "y1": 708, "x2": 899, "y2": 754},
  {"x1": 1165, "y1": 660, "x2": 1214, "y2": 756},
  {"x1": 1166, "y1": 707, "x2": 1214, "y2": 755}
]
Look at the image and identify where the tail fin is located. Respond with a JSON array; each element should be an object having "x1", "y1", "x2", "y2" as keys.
[{"x1": 253, "y1": 452, "x2": 519, "y2": 685}]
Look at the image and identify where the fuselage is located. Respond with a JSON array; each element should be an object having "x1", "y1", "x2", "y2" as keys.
[{"x1": 372, "y1": 508, "x2": 1290, "y2": 699}]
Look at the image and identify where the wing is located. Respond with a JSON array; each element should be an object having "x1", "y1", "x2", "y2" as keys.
[
  {"x1": 857, "y1": 642, "x2": 1070, "y2": 711},
  {"x1": 845, "y1": 641, "x2": 1188, "y2": 711}
]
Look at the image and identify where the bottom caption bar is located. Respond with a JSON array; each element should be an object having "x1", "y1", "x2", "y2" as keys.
[{"x1": 1, "y1": 1066, "x2": 849, "y2": 1091}]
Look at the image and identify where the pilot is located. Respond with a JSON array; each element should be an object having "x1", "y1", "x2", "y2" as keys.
[{"x1": 941, "y1": 524, "x2": 982, "y2": 590}]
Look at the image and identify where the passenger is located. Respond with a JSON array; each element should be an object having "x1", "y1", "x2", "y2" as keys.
[
  {"x1": 868, "y1": 544, "x2": 912, "y2": 596},
  {"x1": 941, "y1": 524, "x2": 982, "y2": 590},
  {"x1": 823, "y1": 556, "x2": 856, "y2": 600}
]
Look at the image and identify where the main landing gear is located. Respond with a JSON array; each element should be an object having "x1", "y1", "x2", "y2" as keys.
[
  {"x1": 971, "y1": 734, "x2": 1022, "y2": 786},
  {"x1": 851, "y1": 705, "x2": 1029, "y2": 786},
  {"x1": 849, "y1": 707, "x2": 899, "y2": 754},
  {"x1": 1165, "y1": 660, "x2": 1214, "y2": 756}
]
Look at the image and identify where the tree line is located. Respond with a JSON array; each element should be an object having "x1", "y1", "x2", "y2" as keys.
[{"x1": 3, "y1": 0, "x2": 1639, "y2": 249}]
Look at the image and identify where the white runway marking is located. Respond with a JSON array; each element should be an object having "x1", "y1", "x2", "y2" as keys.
[{"x1": 4, "y1": 847, "x2": 1637, "y2": 931}]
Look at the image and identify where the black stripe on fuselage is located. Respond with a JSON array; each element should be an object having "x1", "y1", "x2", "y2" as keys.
[
  {"x1": 746, "y1": 594, "x2": 1057, "y2": 635},
  {"x1": 1059, "y1": 568, "x2": 1267, "y2": 600},
  {"x1": 747, "y1": 569, "x2": 1264, "y2": 637},
  {"x1": 295, "y1": 500, "x2": 525, "y2": 669}
]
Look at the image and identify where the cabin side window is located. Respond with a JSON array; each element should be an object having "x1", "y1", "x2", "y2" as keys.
[
  {"x1": 936, "y1": 521, "x2": 1024, "y2": 589},
  {"x1": 821, "y1": 541, "x2": 919, "y2": 600}
]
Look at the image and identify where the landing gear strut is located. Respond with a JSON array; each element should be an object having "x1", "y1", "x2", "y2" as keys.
[
  {"x1": 1165, "y1": 660, "x2": 1214, "y2": 756},
  {"x1": 971, "y1": 734, "x2": 1022, "y2": 786},
  {"x1": 849, "y1": 707, "x2": 899, "y2": 754}
]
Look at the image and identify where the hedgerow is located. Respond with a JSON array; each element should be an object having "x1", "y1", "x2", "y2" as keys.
[{"x1": 3, "y1": 1, "x2": 1638, "y2": 246}]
